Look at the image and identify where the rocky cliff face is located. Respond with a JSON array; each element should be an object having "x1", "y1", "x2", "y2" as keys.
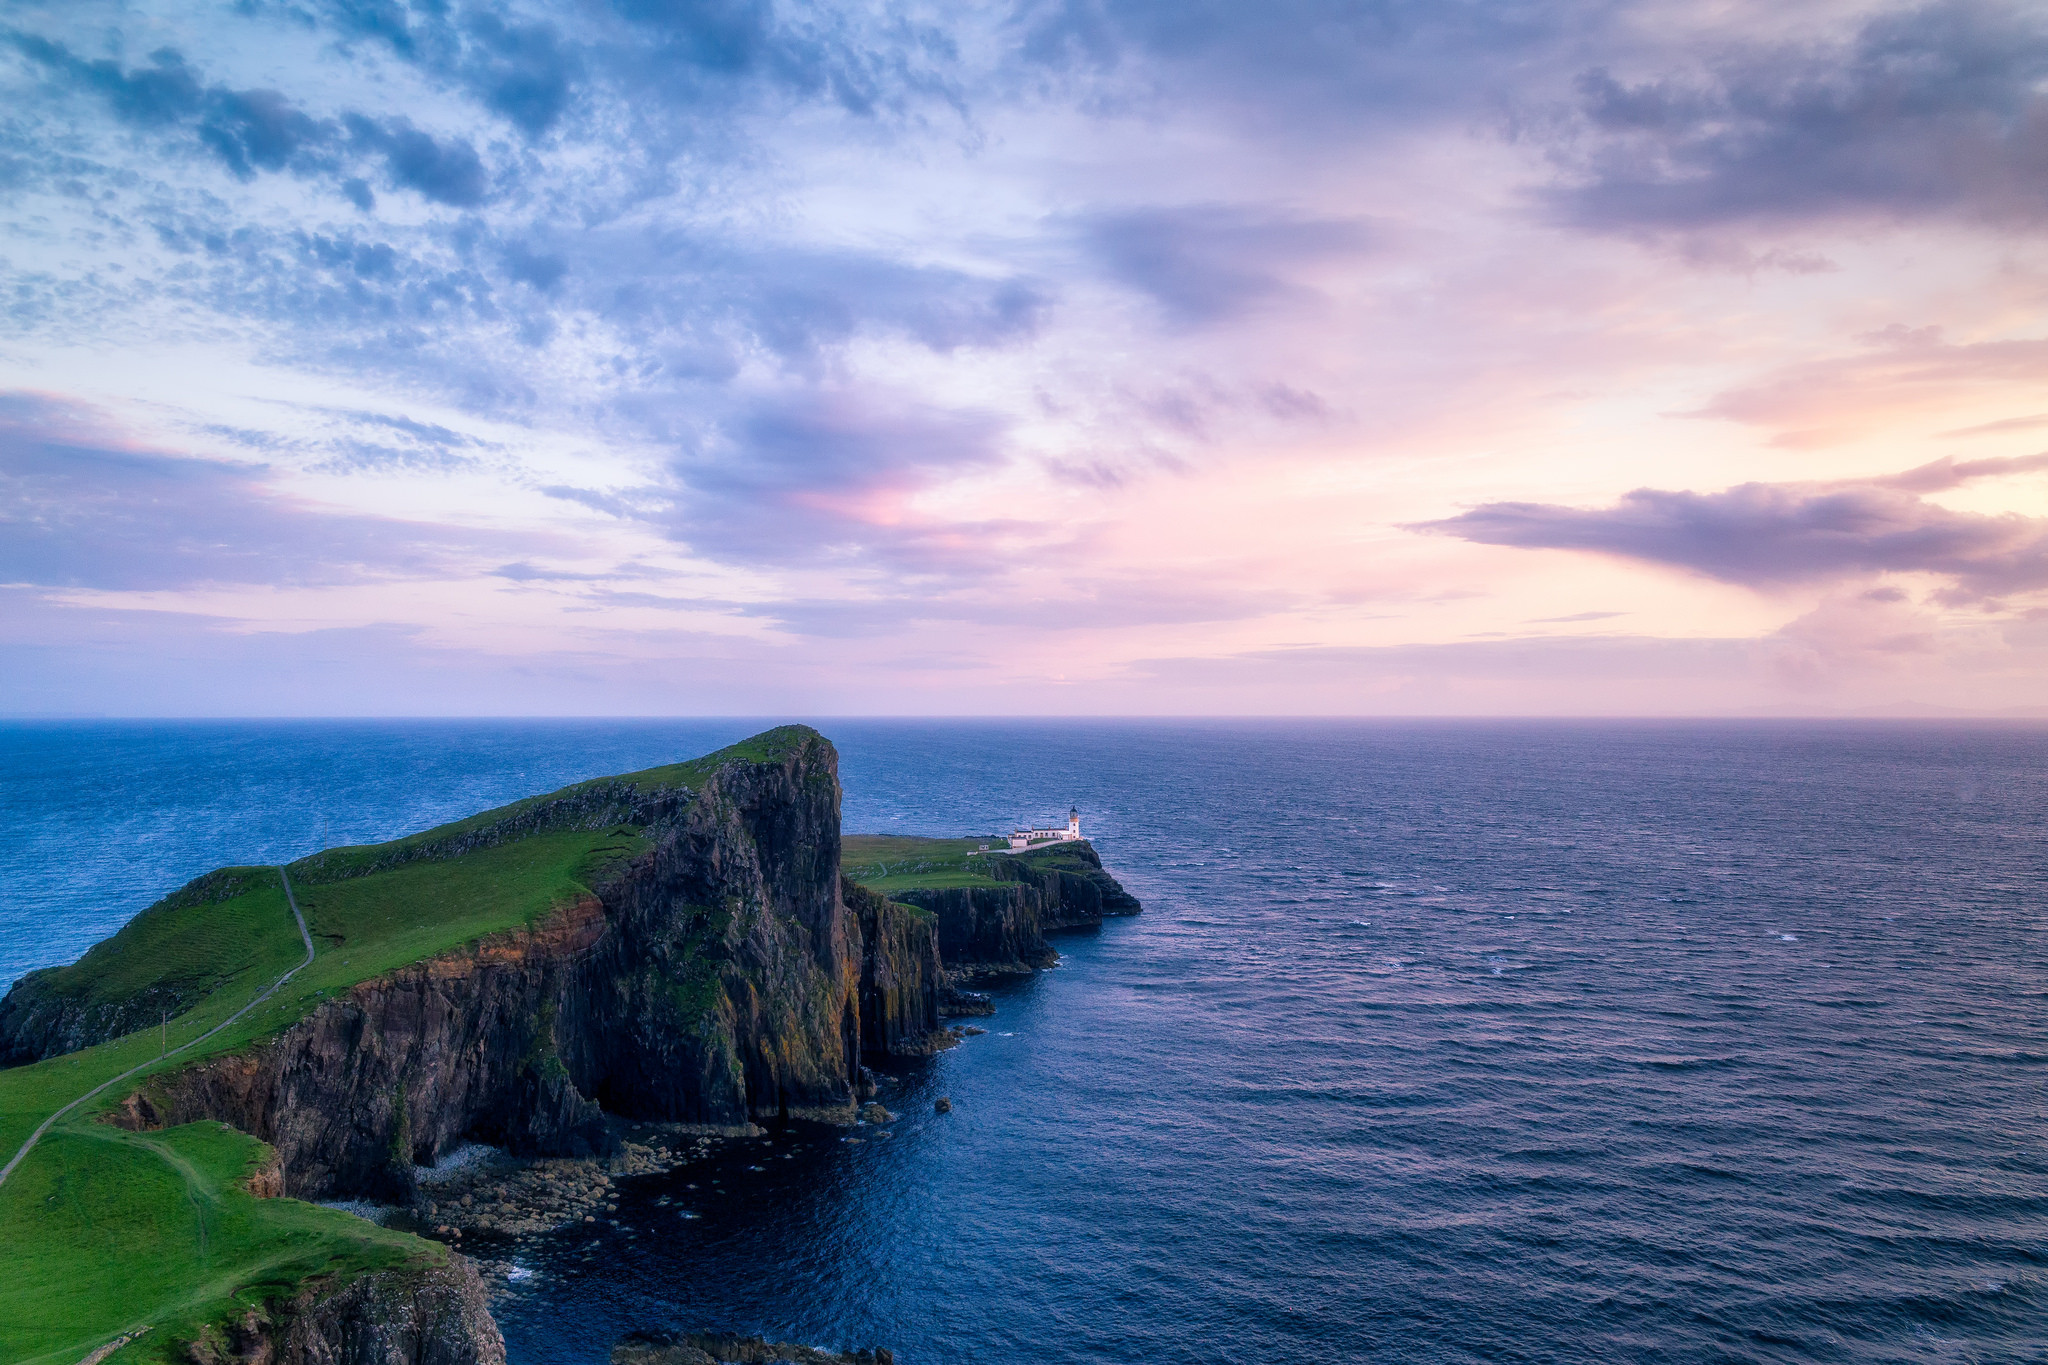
[
  {"x1": 892, "y1": 842, "x2": 1141, "y2": 975},
  {"x1": 113, "y1": 729, "x2": 943, "y2": 1202},
  {"x1": 0, "y1": 869, "x2": 275, "y2": 1067},
  {"x1": 844, "y1": 879, "x2": 943, "y2": 1057},
  {"x1": 0, "y1": 975, "x2": 183, "y2": 1068},
  {"x1": 183, "y1": 1257, "x2": 506, "y2": 1365}
]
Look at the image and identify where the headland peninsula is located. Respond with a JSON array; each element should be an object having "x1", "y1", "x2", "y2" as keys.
[{"x1": 0, "y1": 725, "x2": 1138, "y2": 1364}]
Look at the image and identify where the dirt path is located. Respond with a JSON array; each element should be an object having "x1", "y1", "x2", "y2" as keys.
[{"x1": 0, "y1": 867, "x2": 316, "y2": 1190}]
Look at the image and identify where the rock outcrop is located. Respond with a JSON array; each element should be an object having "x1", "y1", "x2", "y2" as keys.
[
  {"x1": 844, "y1": 879, "x2": 943, "y2": 1057},
  {"x1": 183, "y1": 1257, "x2": 506, "y2": 1365},
  {"x1": 0, "y1": 975, "x2": 185, "y2": 1069},
  {"x1": 891, "y1": 841, "x2": 1141, "y2": 975},
  {"x1": 109, "y1": 728, "x2": 946, "y2": 1201},
  {"x1": 613, "y1": 1331, "x2": 892, "y2": 1365},
  {"x1": 0, "y1": 868, "x2": 277, "y2": 1067}
]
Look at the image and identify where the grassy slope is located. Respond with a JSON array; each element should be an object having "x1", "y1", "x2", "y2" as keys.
[
  {"x1": 0, "y1": 726, "x2": 815, "y2": 1363},
  {"x1": 842, "y1": 834, "x2": 1098, "y2": 894},
  {"x1": 0, "y1": 1123, "x2": 427, "y2": 1365},
  {"x1": 841, "y1": 835, "x2": 1002, "y2": 893}
]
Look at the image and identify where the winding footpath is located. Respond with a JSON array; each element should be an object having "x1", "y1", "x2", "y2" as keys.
[{"x1": 0, "y1": 867, "x2": 316, "y2": 1190}]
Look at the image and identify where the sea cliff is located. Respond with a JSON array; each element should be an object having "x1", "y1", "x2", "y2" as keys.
[
  {"x1": 95, "y1": 728, "x2": 929, "y2": 1202},
  {"x1": 843, "y1": 837, "x2": 1141, "y2": 976},
  {"x1": 0, "y1": 727, "x2": 1134, "y2": 1363}
]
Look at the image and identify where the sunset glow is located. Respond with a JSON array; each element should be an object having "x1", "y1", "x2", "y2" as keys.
[{"x1": 5, "y1": 0, "x2": 2047, "y2": 714}]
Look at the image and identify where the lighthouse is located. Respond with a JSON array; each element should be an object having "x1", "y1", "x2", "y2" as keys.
[{"x1": 1007, "y1": 808, "x2": 1084, "y2": 849}]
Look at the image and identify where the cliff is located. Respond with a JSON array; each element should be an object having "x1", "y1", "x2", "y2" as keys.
[
  {"x1": 98, "y1": 726, "x2": 937, "y2": 1202},
  {"x1": 0, "y1": 868, "x2": 286, "y2": 1067},
  {"x1": 184, "y1": 1257, "x2": 505, "y2": 1365},
  {"x1": 848, "y1": 838, "x2": 1141, "y2": 976},
  {"x1": 0, "y1": 728, "x2": 1137, "y2": 1364},
  {"x1": 844, "y1": 878, "x2": 943, "y2": 1056}
]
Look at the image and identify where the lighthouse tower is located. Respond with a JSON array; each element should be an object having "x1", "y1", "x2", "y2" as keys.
[{"x1": 1068, "y1": 806, "x2": 1081, "y2": 839}]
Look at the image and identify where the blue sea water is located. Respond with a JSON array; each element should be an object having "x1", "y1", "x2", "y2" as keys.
[{"x1": 3, "y1": 719, "x2": 2046, "y2": 1362}]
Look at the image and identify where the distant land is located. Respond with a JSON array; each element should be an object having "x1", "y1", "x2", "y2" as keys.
[{"x1": 0, "y1": 726, "x2": 1137, "y2": 1364}]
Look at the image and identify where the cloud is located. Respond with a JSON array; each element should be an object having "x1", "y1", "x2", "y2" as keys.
[
  {"x1": 1879, "y1": 451, "x2": 2048, "y2": 491},
  {"x1": 1418, "y1": 457, "x2": 2048, "y2": 602},
  {"x1": 490, "y1": 561, "x2": 611, "y2": 582},
  {"x1": 662, "y1": 391, "x2": 1021, "y2": 572},
  {"x1": 1690, "y1": 327, "x2": 2048, "y2": 446},
  {"x1": 1080, "y1": 204, "x2": 1374, "y2": 325},
  {"x1": 1546, "y1": 0, "x2": 2048, "y2": 232},
  {"x1": 738, "y1": 576, "x2": 1293, "y2": 638},
  {"x1": 1015, "y1": 0, "x2": 1597, "y2": 127},
  {"x1": 463, "y1": 10, "x2": 579, "y2": 137},
  {"x1": 0, "y1": 393, "x2": 513, "y2": 590},
  {"x1": 591, "y1": 234, "x2": 1047, "y2": 365},
  {"x1": 1941, "y1": 413, "x2": 2048, "y2": 437},
  {"x1": 344, "y1": 114, "x2": 489, "y2": 206},
  {"x1": 1764, "y1": 590, "x2": 1942, "y2": 690},
  {"x1": 11, "y1": 33, "x2": 499, "y2": 207},
  {"x1": 12, "y1": 37, "x2": 327, "y2": 179}
]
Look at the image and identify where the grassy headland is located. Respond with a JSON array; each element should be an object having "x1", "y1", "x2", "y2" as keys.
[
  {"x1": 841, "y1": 834, "x2": 1103, "y2": 894},
  {"x1": 0, "y1": 726, "x2": 816, "y2": 1364}
]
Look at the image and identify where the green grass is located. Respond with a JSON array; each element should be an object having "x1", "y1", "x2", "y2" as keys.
[
  {"x1": 842, "y1": 834, "x2": 1104, "y2": 895},
  {"x1": 0, "y1": 725, "x2": 820, "y2": 1361},
  {"x1": 295, "y1": 723, "x2": 819, "y2": 881},
  {"x1": 842, "y1": 835, "x2": 1007, "y2": 892},
  {"x1": 0, "y1": 1120, "x2": 427, "y2": 1365}
]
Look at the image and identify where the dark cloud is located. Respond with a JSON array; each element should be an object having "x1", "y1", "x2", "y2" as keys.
[
  {"x1": 344, "y1": 114, "x2": 488, "y2": 206},
  {"x1": 0, "y1": 394, "x2": 513, "y2": 589},
  {"x1": 12, "y1": 37, "x2": 326, "y2": 178},
  {"x1": 1547, "y1": 1, "x2": 2048, "y2": 231},
  {"x1": 1419, "y1": 456, "x2": 2048, "y2": 601},
  {"x1": 304, "y1": 0, "x2": 953, "y2": 144},
  {"x1": 11, "y1": 37, "x2": 203, "y2": 124},
  {"x1": 1081, "y1": 204, "x2": 1374, "y2": 325},
  {"x1": 464, "y1": 11, "x2": 579, "y2": 137},
  {"x1": 11, "y1": 32, "x2": 501, "y2": 206}
]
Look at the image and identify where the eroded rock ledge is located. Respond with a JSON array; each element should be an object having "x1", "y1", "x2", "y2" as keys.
[
  {"x1": 184, "y1": 1257, "x2": 506, "y2": 1365},
  {"x1": 614, "y1": 1331, "x2": 895, "y2": 1365}
]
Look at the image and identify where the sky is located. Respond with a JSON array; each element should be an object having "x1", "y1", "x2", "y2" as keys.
[{"x1": 3, "y1": 0, "x2": 2047, "y2": 716}]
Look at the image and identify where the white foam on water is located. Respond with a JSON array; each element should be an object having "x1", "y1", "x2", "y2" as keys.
[
  {"x1": 416, "y1": 1142, "x2": 501, "y2": 1184},
  {"x1": 507, "y1": 1264, "x2": 534, "y2": 1282},
  {"x1": 1780, "y1": 933, "x2": 1799, "y2": 942}
]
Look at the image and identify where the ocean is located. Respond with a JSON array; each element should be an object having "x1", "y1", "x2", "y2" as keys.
[{"x1": 3, "y1": 719, "x2": 2045, "y2": 1362}]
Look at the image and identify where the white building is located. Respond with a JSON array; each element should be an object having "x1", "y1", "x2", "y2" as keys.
[{"x1": 1008, "y1": 807, "x2": 1081, "y2": 849}]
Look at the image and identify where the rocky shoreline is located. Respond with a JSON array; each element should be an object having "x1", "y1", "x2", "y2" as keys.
[{"x1": 615, "y1": 1331, "x2": 895, "y2": 1365}]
